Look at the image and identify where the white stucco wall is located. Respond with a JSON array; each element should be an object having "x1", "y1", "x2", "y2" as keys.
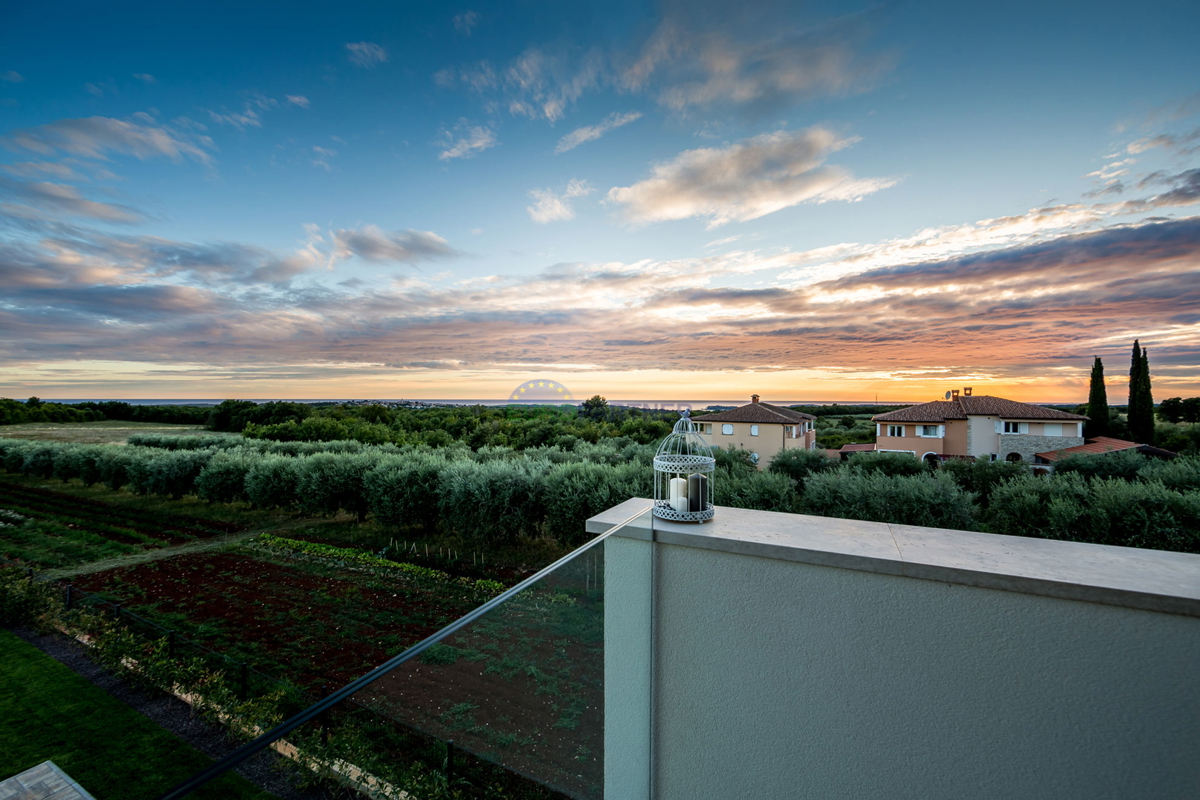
[{"x1": 593, "y1": 502, "x2": 1200, "y2": 800}]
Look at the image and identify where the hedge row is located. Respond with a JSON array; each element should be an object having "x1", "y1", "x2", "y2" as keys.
[
  {"x1": 0, "y1": 437, "x2": 805, "y2": 544},
  {"x1": 4, "y1": 437, "x2": 1197, "y2": 553}
]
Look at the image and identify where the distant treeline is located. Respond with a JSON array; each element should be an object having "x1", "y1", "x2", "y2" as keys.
[{"x1": 0, "y1": 398, "x2": 209, "y2": 426}]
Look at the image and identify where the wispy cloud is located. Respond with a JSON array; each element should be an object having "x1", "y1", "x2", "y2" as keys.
[
  {"x1": 132, "y1": 73, "x2": 156, "y2": 84},
  {"x1": 453, "y1": 11, "x2": 480, "y2": 35},
  {"x1": 621, "y1": 0, "x2": 891, "y2": 114},
  {"x1": 286, "y1": 95, "x2": 310, "y2": 108},
  {"x1": 346, "y1": 42, "x2": 388, "y2": 68},
  {"x1": 332, "y1": 225, "x2": 460, "y2": 263},
  {"x1": 2, "y1": 113, "x2": 214, "y2": 165},
  {"x1": 607, "y1": 127, "x2": 896, "y2": 228},
  {"x1": 0, "y1": 176, "x2": 142, "y2": 222},
  {"x1": 311, "y1": 145, "x2": 337, "y2": 171},
  {"x1": 527, "y1": 179, "x2": 592, "y2": 223},
  {"x1": 437, "y1": 122, "x2": 496, "y2": 160},
  {"x1": 555, "y1": 111, "x2": 641, "y2": 153},
  {"x1": 1, "y1": 71, "x2": 25, "y2": 83}
]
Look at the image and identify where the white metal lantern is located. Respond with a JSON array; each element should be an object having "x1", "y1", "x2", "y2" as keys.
[{"x1": 653, "y1": 410, "x2": 715, "y2": 522}]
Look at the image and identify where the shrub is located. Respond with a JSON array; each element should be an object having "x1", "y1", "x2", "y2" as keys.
[
  {"x1": 717, "y1": 470, "x2": 798, "y2": 513},
  {"x1": 803, "y1": 469, "x2": 977, "y2": 530},
  {"x1": 542, "y1": 461, "x2": 646, "y2": 545},
  {"x1": 195, "y1": 449, "x2": 258, "y2": 503},
  {"x1": 97, "y1": 447, "x2": 145, "y2": 491},
  {"x1": 940, "y1": 458, "x2": 1028, "y2": 508},
  {"x1": 125, "y1": 449, "x2": 214, "y2": 499},
  {"x1": 767, "y1": 448, "x2": 837, "y2": 485},
  {"x1": 437, "y1": 458, "x2": 552, "y2": 542},
  {"x1": 294, "y1": 452, "x2": 377, "y2": 521},
  {"x1": 365, "y1": 450, "x2": 452, "y2": 531},
  {"x1": 245, "y1": 455, "x2": 303, "y2": 510},
  {"x1": 844, "y1": 451, "x2": 929, "y2": 477},
  {"x1": 986, "y1": 472, "x2": 1091, "y2": 540},
  {"x1": 20, "y1": 443, "x2": 59, "y2": 478},
  {"x1": 1054, "y1": 449, "x2": 1147, "y2": 481},
  {"x1": 1138, "y1": 456, "x2": 1200, "y2": 493},
  {"x1": 1088, "y1": 478, "x2": 1200, "y2": 551}
]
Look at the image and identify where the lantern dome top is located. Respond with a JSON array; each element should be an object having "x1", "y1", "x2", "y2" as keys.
[{"x1": 653, "y1": 412, "x2": 715, "y2": 474}]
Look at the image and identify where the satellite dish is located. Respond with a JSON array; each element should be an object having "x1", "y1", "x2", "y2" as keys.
[{"x1": 944, "y1": 391, "x2": 952, "y2": 400}]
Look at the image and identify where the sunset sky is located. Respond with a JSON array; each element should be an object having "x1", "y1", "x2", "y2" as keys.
[{"x1": 2, "y1": 0, "x2": 1199, "y2": 403}]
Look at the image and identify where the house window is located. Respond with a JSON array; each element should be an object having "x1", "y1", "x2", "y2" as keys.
[
  {"x1": 1003, "y1": 421, "x2": 1020, "y2": 434},
  {"x1": 920, "y1": 425, "x2": 940, "y2": 437},
  {"x1": 721, "y1": 424, "x2": 734, "y2": 435},
  {"x1": 750, "y1": 425, "x2": 759, "y2": 436},
  {"x1": 888, "y1": 425, "x2": 904, "y2": 438},
  {"x1": 1044, "y1": 423, "x2": 1062, "y2": 436}
]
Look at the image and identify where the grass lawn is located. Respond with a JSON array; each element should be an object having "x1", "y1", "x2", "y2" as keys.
[
  {"x1": 0, "y1": 421, "x2": 234, "y2": 445},
  {"x1": 0, "y1": 629, "x2": 271, "y2": 800}
]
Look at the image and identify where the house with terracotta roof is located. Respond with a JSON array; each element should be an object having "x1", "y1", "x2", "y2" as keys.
[
  {"x1": 694, "y1": 395, "x2": 817, "y2": 467},
  {"x1": 871, "y1": 388, "x2": 1088, "y2": 464}
]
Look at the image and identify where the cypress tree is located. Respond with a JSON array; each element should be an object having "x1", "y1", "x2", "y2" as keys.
[
  {"x1": 1127, "y1": 341, "x2": 1155, "y2": 444},
  {"x1": 1085, "y1": 357, "x2": 1109, "y2": 438}
]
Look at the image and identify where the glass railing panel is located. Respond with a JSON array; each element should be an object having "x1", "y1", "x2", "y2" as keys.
[{"x1": 349, "y1": 538, "x2": 609, "y2": 799}]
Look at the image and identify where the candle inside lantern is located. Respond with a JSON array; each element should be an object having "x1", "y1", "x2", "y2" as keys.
[
  {"x1": 688, "y1": 473, "x2": 707, "y2": 512},
  {"x1": 669, "y1": 476, "x2": 689, "y2": 513}
]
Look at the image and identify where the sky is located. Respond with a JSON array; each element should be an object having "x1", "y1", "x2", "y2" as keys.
[{"x1": 1, "y1": 0, "x2": 1199, "y2": 403}]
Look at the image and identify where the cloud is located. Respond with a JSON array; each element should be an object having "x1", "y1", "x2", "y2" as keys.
[
  {"x1": 311, "y1": 145, "x2": 338, "y2": 171},
  {"x1": 437, "y1": 47, "x2": 604, "y2": 122},
  {"x1": 621, "y1": 0, "x2": 892, "y2": 114},
  {"x1": 1127, "y1": 128, "x2": 1200, "y2": 156},
  {"x1": 0, "y1": 176, "x2": 142, "y2": 223},
  {"x1": 132, "y1": 73, "x2": 156, "y2": 84},
  {"x1": 555, "y1": 111, "x2": 642, "y2": 153},
  {"x1": 527, "y1": 179, "x2": 592, "y2": 223},
  {"x1": 206, "y1": 93, "x2": 283, "y2": 130},
  {"x1": 434, "y1": 1, "x2": 890, "y2": 123},
  {"x1": 346, "y1": 42, "x2": 388, "y2": 68},
  {"x1": 607, "y1": 127, "x2": 896, "y2": 227},
  {"x1": 332, "y1": 226, "x2": 459, "y2": 263},
  {"x1": 453, "y1": 11, "x2": 480, "y2": 35},
  {"x1": 286, "y1": 95, "x2": 310, "y2": 108},
  {"x1": 437, "y1": 122, "x2": 497, "y2": 160},
  {"x1": 1, "y1": 71, "x2": 24, "y2": 83},
  {"x1": 2, "y1": 114, "x2": 214, "y2": 165}
]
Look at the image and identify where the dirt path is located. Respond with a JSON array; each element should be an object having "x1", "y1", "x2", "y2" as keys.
[{"x1": 40, "y1": 518, "x2": 321, "y2": 581}]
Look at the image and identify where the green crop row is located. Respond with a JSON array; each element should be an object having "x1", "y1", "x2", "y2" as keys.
[{"x1": 253, "y1": 533, "x2": 506, "y2": 596}]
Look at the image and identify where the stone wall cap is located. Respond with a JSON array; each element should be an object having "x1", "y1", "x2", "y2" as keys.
[{"x1": 587, "y1": 498, "x2": 1200, "y2": 617}]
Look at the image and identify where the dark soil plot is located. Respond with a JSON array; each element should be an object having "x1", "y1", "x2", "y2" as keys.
[
  {"x1": 0, "y1": 482, "x2": 240, "y2": 568},
  {"x1": 70, "y1": 549, "x2": 482, "y2": 689},
  {"x1": 356, "y1": 589, "x2": 605, "y2": 800}
]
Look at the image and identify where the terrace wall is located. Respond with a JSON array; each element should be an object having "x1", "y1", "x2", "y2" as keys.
[{"x1": 590, "y1": 501, "x2": 1200, "y2": 800}]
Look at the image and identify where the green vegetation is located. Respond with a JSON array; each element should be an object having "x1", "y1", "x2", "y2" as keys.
[
  {"x1": 1128, "y1": 340, "x2": 1155, "y2": 444},
  {"x1": 0, "y1": 397, "x2": 100, "y2": 425},
  {"x1": 0, "y1": 628, "x2": 269, "y2": 800},
  {"x1": 1086, "y1": 356, "x2": 1110, "y2": 438}
]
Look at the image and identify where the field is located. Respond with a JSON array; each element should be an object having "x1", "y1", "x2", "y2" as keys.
[
  {"x1": 0, "y1": 629, "x2": 270, "y2": 800},
  {"x1": 0, "y1": 463, "x2": 594, "y2": 798},
  {"x1": 0, "y1": 420, "x2": 230, "y2": 445},
  {"x1": 0, "y1": 481, "x2": 242, "y2": 568}
]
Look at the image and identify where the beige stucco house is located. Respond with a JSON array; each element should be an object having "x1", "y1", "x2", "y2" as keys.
[
  {"x1": 871, "y1": 389, "x2": 1088, "y2": 464},
  {"x1": 694, "y1": 396, "x2": 818, "y2": 468}
]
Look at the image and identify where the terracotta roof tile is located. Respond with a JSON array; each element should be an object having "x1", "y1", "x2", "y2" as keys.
[
  {"x1": 1035, "y1": 436, "x2": 1177, "y2": 462},
  {"x1": 873, "y1": 395, "x2": 1088, "y2": 423},
  {"x1": 697, "y1": 401, "x2": 816, "y2": 424}
]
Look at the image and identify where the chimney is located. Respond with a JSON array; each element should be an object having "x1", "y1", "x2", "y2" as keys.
[
  {"x1": 963, "y1": 387, "x2": 973, "y2": 397},
  {"x1": 951, "y1": 389, "x2": 960, "y2": 398},
  {"x1": 751, "y1": 394, "x2": 760, "y2": 404}
]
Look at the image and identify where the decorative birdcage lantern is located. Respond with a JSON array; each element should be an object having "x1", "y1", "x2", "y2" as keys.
[{"x1": 653, "y1": 410, "x2": 715, "y2": 523}]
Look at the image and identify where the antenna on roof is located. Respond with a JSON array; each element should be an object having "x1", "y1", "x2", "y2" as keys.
[{"x1": 944, "y1": 391, "x2": 952, "y2": 400}]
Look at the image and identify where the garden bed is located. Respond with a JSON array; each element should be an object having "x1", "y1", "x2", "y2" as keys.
[{"x1": 0, "y1": 482, "x2": 241, "y2": 568}]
